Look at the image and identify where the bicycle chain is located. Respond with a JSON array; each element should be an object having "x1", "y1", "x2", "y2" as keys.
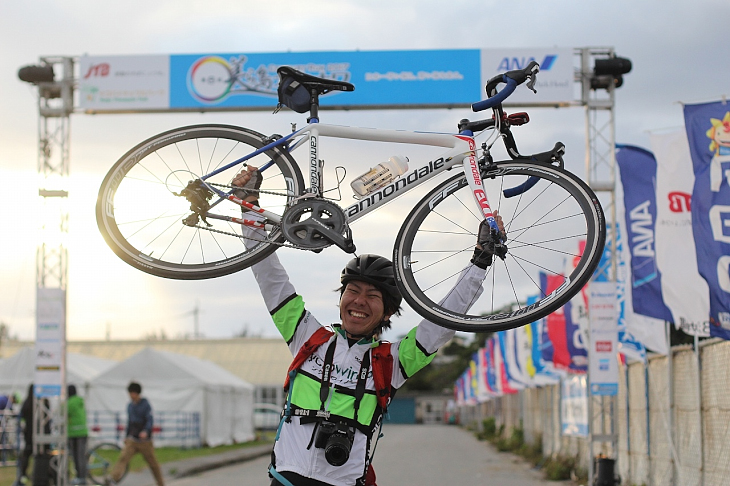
[
  {"x1": 207, "y1": 182, "x2": 287, "y2": 199},
  {"x1": 190, "y1": 223, "x2": 313, "y2": 251}
]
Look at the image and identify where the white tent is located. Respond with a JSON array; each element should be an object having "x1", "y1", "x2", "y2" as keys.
[
  {"x1": 87, "y1": 347, "x2": 254, "y2": 447},
  {"x1": 0, "y1": 347, "x2": 116, "y2": 399}
]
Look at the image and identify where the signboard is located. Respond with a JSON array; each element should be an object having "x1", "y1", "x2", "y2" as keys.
[
  {"x1": 588, "y1": 281, "x2": 619, "y2": 395},
  {"x1": 35, "y1": 288, "x2": 66, "y2": 397},
  {"x1": 78, "y1": 48, "x2": 575, "y2": 113},
  {"x1": 561, "y1": 375, "x2": 588, "y2": 437}
]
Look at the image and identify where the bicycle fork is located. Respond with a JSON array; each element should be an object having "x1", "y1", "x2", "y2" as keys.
[{"x1": 462, "y1": 137, "x2": 508, "y2": 257}]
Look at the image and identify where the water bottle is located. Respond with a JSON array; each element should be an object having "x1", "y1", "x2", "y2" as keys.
[{"x1": 350, "y1": 156, "x2": 409, "y2": 197}]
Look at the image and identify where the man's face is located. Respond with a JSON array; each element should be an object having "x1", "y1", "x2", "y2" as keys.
[
  {"x1": 128, "y1": 391, "x2": 140, "y2": 403},
  {"x1": 339, "y1": 281, "x2": 391, "y2": 338}
]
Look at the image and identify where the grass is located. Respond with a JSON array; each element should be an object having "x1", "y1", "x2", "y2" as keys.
[{"x1": 0, "y1": 433, "x2": 274, "y2": 486}]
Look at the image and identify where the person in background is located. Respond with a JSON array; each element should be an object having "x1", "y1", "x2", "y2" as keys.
[
  {"x1": 107, "y1": 382, "x2": 164, "y2": 486},
  {"x1": 0, "y1": 393, "x2": 18, "y2": 411},
  {"x1": 67, "y1": 384, "x2": 88, "y2": 485},
  {"x1": 13, "y1": 384, "x2": 34, "y2": 486}
]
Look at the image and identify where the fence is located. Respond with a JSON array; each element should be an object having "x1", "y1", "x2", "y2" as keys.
[
  {"x1": 0, "y1": 409, "x2": 201, "y2": 461},
  {"x1": 87, "y1": 410, "x2": 201, "y2": 448},
  {"x1": 457, "y1": 338, "x2": 730, "y2": 486},
  {"x1": 0, "y1": 411, "x2": 20, "y2": 466}
]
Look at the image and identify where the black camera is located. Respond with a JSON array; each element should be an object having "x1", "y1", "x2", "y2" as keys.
[{"x1": 314, "y1": 420, "x2": 355, "y2": 466}]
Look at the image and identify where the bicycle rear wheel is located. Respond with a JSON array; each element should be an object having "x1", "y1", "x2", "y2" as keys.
[
  {"x1": 393, "y1": 160, "x2": 605, "y2": 332},
  {"x1": 96, "y1": 125, "x2": 305, "y2": 280},
  {"x1": 86, "y1": 442, "x2": 127, "y2": 485}
]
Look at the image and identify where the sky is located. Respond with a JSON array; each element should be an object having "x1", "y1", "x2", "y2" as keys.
[{"x1": 0, "y1": 0, "x2": 727, "y2": 344}]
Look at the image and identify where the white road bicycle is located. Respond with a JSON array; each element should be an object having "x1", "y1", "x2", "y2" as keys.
[{"x1": 96, "y1": 62, "x2": 606, "y2": 333}]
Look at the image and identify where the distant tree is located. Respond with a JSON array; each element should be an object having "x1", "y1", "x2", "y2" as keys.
[{"x1": 400, "y1": 333, "x2": 491, "y2": 393}]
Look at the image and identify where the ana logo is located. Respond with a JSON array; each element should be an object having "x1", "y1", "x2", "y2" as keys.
[
  {"x1": 496, "y1": 55, "x2": 558, "y2": 72},
  {"x1": 668, "y1": 191, "x2": 691, "y2": 212},
  {"x1": 83, "y1": 63, "x2": 110, "y2": 79}
]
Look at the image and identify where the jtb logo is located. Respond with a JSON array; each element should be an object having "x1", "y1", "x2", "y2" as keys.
[
  {"x1": 496, "y1": 55, "x2": 558, "y2": 72},
  {"x1": 668, "y1": 191, "x2": 691, "y2": 212},
  {"x1": 84, "y1": 63, "x2": 110, "y2": 79}
]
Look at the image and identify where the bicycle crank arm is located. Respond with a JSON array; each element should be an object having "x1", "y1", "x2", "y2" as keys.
[{"x1": 314, "y1": 223, "x2": 356, "y2": 253}]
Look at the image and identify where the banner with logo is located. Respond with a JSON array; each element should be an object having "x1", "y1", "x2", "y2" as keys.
[
  {"x1": 611, "y1": 171, "x2": 667, "y2": 356},
  {"x1": 684, "y1": 102, "x2": 730, "y2": 339},
  {"x1": 615, "y1": 145, "x2": 674, "y2": 322},
  {"x1": 485, "y1": 338, "x2": 499, "y2": 396},
  {"x1": 651, "y1": 132, "x2": 713, "y2": 336},
  {"x1": 525, "y1": 312, "x2": 562, "y2": 385},
  {"x1": 541, "y1": 273, "x2": 588, "y2": 373},
  {"x1": 498, "y1": 330, "x2": 527, "y2": 389},
  {"x1": 561, "y1": 375, "x2": 589, "y2": 437},
  {"x1": 78, "y1": 48, "x2": 575, "y2": 112},
  {"x1": 493, "y1": 336, "x2": 519, "y2": 395},
  {"x1": 588, "y1": 282, "x2": 619, "y2": 395},
  {"x1": 35, "y1": 288, "x2": 66, "y2": 397}
]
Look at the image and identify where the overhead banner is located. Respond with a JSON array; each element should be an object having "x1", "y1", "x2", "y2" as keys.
[{"x1": 78, "y1": 48, "x2": 575, "y2": 112}]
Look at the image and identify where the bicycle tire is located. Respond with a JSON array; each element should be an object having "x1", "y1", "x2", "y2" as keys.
[
  {"x1": 96, "y1": 124, "x2": 305, "y2": 280},
  {"x1": 86, "y1": 442, "x2": 127, "y2": 485},
  {"x1": 393, "y1": 160, "x2": 605, "y2": 332}
]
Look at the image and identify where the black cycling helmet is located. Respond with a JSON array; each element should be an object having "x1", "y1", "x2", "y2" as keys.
[{"x1": 340, "y1": 254, "x2": 402, "y2": 309}]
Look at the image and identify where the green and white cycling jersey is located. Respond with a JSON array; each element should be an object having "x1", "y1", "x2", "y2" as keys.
[{"x1": 248, "y1": 246, "x2": 486, "y2": 486}]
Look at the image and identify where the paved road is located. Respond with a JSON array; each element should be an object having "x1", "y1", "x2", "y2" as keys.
[{"x1": 165, "y1": 424, "x2": 561, "y2": 485}]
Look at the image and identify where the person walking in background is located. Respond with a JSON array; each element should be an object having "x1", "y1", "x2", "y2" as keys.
[
  {"x1": 107, "y1": 382, "x2": 164, "y2": 486},
  {"x1": 67, "y1": 384, "x2": 88, "y2": 485},
  {"x1": 13, "y1": 384, "x2": 34, "y2": 486}
]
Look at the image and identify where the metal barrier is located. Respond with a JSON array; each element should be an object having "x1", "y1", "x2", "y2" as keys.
[
  {"x1": 87, "y1": 410, "x2": 201, "y2": 449},
  {"x1": 0, "y1": 411, "x2": 20, "y2": 466},
  {"x1": 458, "y1": 338, "x2": 730, "y2": 486}
]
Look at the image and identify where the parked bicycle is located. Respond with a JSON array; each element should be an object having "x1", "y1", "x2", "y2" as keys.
[
  {"x1": 85, "y1": 442, "x2": 128, "y2": 485},
  {"x1": 96, "y1": 61, "x2": 605, "y2": 333}
]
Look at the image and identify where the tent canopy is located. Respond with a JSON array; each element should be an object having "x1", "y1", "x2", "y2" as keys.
[
  {"x1": 0, "y1": 346, "x2": 116, "y2": 398},
  {"x1": 87, "y1": 347, "x2": 255, "y2": 447}
]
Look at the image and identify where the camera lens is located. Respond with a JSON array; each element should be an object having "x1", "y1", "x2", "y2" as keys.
[{"x1": 324, "y1": 435, "x2": 351, "y2": 466}]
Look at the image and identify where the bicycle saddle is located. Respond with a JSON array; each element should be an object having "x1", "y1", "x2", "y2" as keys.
[{"x1": 277, "y1": 66, "x2": 355, "y2": 94}]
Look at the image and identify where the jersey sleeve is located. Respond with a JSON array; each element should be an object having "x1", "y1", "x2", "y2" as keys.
[
  {"x1": 392, "y1": 264, "x2": 486, "y2": 388},
  {"x1": 243, "y1": 214, "x2": 320, "y2": 349}
]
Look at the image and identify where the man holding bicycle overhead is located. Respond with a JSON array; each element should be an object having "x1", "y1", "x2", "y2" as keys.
[{"x1": 234, "y1": 167, "x2": 503, "y2": 486}]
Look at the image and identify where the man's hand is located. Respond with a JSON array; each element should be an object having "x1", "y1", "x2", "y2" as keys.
[
  {"x1": 232, "y1": 165, "x2": 261, "y2": 203},
  {"x1": 476, "y1": 212, "x2": 505, "y2": 250},
  {"x1": 472, "y1": 211, "x2": 507, "y2": 269},
  {"x1": 138, "y1": 430, "x2": 148, "y2": 439}
]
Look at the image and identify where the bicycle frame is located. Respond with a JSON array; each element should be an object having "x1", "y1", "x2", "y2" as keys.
[{"x1": 203, "y1": 122, "x2": 503, "y2": 237}]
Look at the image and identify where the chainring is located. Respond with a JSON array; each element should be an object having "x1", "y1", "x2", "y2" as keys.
[{"x1": 281, "y1": 198, "x2": 348, "y2": 250}]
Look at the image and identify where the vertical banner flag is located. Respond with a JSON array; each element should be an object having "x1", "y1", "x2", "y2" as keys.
[
  {"x1": 498, "y1": 330, "x2": 526, "y2": 389},
  {"x1": 561, "y1": 375, "x2": 589, "y2": 437},
  {"x1": 651, "y1": 131, "x2": 712, "y2": 336},
  {"x1": 684, "y1": 102, "x2": 730, "y2": 339},
  {"x1": 35, "y1": 288, "x2": 66, "y2": 397},
  {"x1": 541, "y1": 273, "x2": 588, "y2": 373},
  {"x1": 615, "y1": 145, "x2": 674, "y2": 322},
  {"x1": 588, "y1": 282, "x2": 619, "y2": 395},
  {"x1": 485, "y1": 339, "x2": 499, "y2": 396},
  {"x1": 613, "y1": 174, "x2": 667, "y2": 356}
]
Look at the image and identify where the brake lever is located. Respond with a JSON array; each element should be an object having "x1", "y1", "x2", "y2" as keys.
[{"x1": 526, "y1": 71, "x2": 538, "y2": 94}]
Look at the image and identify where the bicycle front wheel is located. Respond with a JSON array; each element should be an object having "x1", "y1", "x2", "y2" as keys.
[
  {"x1": 96, "y1": 125, "x2": 305, "y2": 280},
  {"x1": 393, "y1": 161, "x2": 605, "y2": 332},
  {"x1": 86, "y1": 442, "x2": 127, "y2": 485}
]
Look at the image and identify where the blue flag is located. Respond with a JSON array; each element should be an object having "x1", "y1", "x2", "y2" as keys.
[
  {"x1": 615, "y1": 145, "x2": 673, "y2": 322},
  {"x1": 684, "y1": 102, "x2": 730, "y2": 339}
]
